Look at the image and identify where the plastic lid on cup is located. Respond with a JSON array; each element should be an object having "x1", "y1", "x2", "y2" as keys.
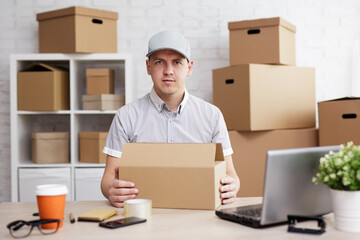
[{"x1": 35, "y1": 184, "x2": 68, "y2": 196}]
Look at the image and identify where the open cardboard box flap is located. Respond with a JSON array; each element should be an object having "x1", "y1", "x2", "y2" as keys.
[{"x1": 120, "y1": 143, "x2": 224, "y2": 168}]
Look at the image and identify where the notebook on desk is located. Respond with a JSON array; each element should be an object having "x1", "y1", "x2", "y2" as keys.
[{"x1": 215, "y1": 145, "x2": 340, "y2": 228}]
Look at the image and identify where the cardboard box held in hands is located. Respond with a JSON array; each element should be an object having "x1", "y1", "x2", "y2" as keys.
[{"x1": 118, "y1": 143, "x2": 226, "y2": 210}]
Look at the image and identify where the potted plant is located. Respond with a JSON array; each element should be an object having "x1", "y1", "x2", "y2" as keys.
[{"x1": 313, "y1": 141, "x2": 360, "y2": 233}]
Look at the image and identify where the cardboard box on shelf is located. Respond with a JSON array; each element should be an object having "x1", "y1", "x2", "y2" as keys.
[
  {"x1": 86, "y1": 68, "x2": 114, "y2": 94},
  {"x1": 118, "y1": 143, "x2": 226, "y2": 210},
  {"x1": 318, "y1": 98, "x2": 360, "y2": 146},
  {"x1": 228, "y1": 17, "x2": 296, "y2": 65},
  {"x1": 79, "y1": 132, "x2": 108, "y2": 163},
  {"x1": 213, "y1": 64, "x2": 315, "y2": 131},
  {"x1": 37, "y1": 6, "x2": 118, "y2": 53},
  {"x1": 32, "y1": 132, "x2": 70, "y2": 164},
  {"x1": 229, "y1": 128, "x2": 319, "y2": 197},
  {"x1": 18, "y1": 63, "x2": 69, "y2": 111},
  {"x1": 82, "y1": 94, "x2": 125, "y2": 110}
]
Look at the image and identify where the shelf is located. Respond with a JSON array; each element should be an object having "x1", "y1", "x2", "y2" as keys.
[{"x1": 10, "y1": 53, "x2": 132, "y2": 202}]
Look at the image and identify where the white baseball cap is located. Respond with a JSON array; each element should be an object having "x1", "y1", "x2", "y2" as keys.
[{"x1": 146, "y1": 30, "x2": 191, "y2": 61}]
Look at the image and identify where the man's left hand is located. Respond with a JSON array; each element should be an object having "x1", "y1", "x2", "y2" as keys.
[{"x1": 220, "y1": 176, "x2": 237, "y2": 204}]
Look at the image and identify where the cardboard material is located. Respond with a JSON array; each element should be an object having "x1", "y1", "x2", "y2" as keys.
[
  {"x1": 18, "y1": 63, "x2": 70, "y2": 111},
  {"x1": 82, "y1": 94, "x2": 125, "y2": 110},
  {"x1": 213, "y1": 64, "x2": 315, "y2": 131},
  {"x1": 318, "y1": 98, "x2": 360, "y2": 146},
  {"x1": 86, "y1": 68, "x2": 114, "y2": 94},
  {"x1": 229, "y1": 128, "x2": 319, "y2": 197},
  {"x1": 32, "y1": 132, "x2": 70, "y2": 164},
  {"x1": 79, "y1": 132, "x2": 108, "y2": 163},
  {"x1": 118, "y1": 143, "x2": 226, "y2": 210},
  {"x1": 37, "y1": 6, "x2": 118, "y2": 53},
  {"x1": 228, "y1": 17, "x2": 296, "y2": 65}
]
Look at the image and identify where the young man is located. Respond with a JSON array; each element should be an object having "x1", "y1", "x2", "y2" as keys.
[{"x1": 101, "y1": 30, "x2": 240, "y2": 208}]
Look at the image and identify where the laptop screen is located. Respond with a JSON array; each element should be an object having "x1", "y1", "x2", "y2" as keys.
[{"x1": 260, "y1": 145, "x2": 340, "y2": 225}]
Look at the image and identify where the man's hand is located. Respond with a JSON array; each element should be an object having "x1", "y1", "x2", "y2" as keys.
[
  {"x1": 220, "y1": 176, "x2": 237, "y2": 204},
  {"x1": 108, "y1": 166, "x2": 138, "y2": 208}
]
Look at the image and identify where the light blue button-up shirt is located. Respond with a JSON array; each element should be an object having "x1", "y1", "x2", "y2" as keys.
[{"x1": 103, "y1": 88, "x2": 233, "y2": 158}]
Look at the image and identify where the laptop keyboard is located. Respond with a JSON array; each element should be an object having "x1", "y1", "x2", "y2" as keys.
[{"x1": 236, "y1": 207, "x2": 262, "y2": 218}]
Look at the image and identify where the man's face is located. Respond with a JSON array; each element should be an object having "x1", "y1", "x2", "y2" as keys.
[{"x1": 146, "y1": 49, "x2": 193, "y2": 100}]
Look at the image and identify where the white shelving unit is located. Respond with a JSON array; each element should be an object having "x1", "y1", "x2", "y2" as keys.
[{"x1": 10, "y1": 53, "x2": 133, "y2": 202}]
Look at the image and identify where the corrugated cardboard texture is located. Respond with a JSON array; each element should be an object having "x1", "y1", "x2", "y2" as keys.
[
  {"x1": 86, "y1": 68, "x2": 114, "y2": 94},
  {"x1": 228, "y1": 17, "x2": 296, "y2": 65},
  {"x1": 318, "y1": 98, "x2": 360, "y2": 146},
  {"x1": 82, "y1": 94, "x2": 125, "y2": 110},
  {"x1": 213, "y1": 64, "x2": 316, "y2": 131},
  {"x1": 37, "y1": 6, "x2": 118, "y2": 53},
  {"x1": 79, "y1": 131, "x2": 108, "y2": 163},
  {"x1": 32, "y1": 132, "x2": 70, "y2": 164},
  {"x1": 119, "y1": 143, "x2": 226, "y2": 210},
  {"x1": 229, "y1": 128, "x2": 319, "y2": 197},
  {"x1": 18, "y1": 63, "x2": 69, "y2": 111}
]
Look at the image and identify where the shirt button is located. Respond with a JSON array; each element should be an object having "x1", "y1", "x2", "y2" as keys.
[
  {"x1": 169, "y1": 119, "x2": 172, "y2": 123},
  {"x1": 170, "y1": 140, "x2": 173, "y2": 143}
]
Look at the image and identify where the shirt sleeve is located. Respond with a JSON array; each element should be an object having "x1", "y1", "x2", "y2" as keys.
[
  {"x1": 212, "y1": 108, "x2": 233, "y2": 157},
  {"x1": 103, "y1": 107, "x2": 130, "y2": 158}
]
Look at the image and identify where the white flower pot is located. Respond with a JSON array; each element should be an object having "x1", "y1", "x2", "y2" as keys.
[{"x1": 330, "y1": 189, "x2": 360, "y2": 233}]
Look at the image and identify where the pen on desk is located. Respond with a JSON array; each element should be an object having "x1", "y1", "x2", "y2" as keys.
[{"x1": 70, "y1": 213, "x2": 75, "y2": 224}]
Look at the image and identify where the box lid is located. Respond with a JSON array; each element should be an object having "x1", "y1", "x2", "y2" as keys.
[
  {"x1": 319, "y1": 97, "x2": 360, "y2": 103},
  {"x1": 120, "y1": 143, "x2": 224, "y2": 168},
  {"x1": 36, "y1": 6, "x2": 118, "y2": 21},
  {"x1": 19, "y1": 63, "x2": 68, "y2": 73},
  {"x1": 82, "y1": 94, "x2": 124, "y2": 101},
  {"x1": 228, "y1": 17, "x2": 296, "y2": 33},
  {"x1": 86, "y1": 68, "x2": 114, "y2": 77},
  {"x1": 79, "y1": 131, "x2": 108, "y2": 139},
  {"x1": 32, "y1": 132, "x2": 69, "y2": 140}
]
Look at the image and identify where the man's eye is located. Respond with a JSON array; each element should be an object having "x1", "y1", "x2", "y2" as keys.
[
  {"x1": 174, "y1": 61, "x2": 181, "y2": 65},
  {"x1": 155, "y1": 60, "x2": 162, "y2": 64}
]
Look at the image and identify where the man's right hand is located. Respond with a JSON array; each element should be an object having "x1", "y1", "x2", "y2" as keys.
[{"x1": 107, "y1": 166, "x2": 138, "y2": 208}]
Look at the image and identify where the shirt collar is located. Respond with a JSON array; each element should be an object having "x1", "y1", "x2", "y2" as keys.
[{"x1": 150, "y1": 88, "x2": 189, "y2": 114}]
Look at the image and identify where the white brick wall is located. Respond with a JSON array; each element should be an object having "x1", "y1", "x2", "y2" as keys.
[{"x1": 1, "y1": 0, "x2": 360, "y2": 202}]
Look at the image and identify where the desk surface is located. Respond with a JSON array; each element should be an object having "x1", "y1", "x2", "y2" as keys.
[{"x1": 1, "y1": 198, "x2": 359, "y2": 240}]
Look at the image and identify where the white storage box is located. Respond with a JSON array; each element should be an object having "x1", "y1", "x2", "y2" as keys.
[
  {"x1": 18, "y1": 168, "x2": 71, "y2": 202},
  {"x1": 75, "y1": 168, "x2": 106, "y2": 201}
]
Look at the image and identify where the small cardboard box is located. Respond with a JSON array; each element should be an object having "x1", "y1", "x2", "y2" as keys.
[
  {"x1": 228, "y1": 17, "x2": 296, "y2": 65},
  {"x1": 86, "y1": 68, "x2": 114, "y2": 94},
  {"x1": 37, "y1": 6, "x2": 118, "y2": 53},
  {"x1": 118, "y1": 143, "x2": 226, "y2": 210},
  {"x1": 32, "y1": 132, "x2": 70, "y2": 164},
  {"x1": 318, "y1": 98, "x2": 360, "y2": 146},
  {"x1": 79, "y1": 132, "x2": 108, "y2": 163},
  {"x1": 18, "y1": 63, "x2": 69, "y2": 111},
  {"x1": 213, "y1": 64, "x2": 315, "y2": 131},
  {"x1": 82, "y1": 94, "x2": 125, "y2": 110},
  {"x1": 229, "y1": 128, "x2": 318, "y2": 197}
]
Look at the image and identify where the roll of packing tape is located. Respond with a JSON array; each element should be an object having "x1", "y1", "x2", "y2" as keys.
[{"x1": 124, "y1": 199, "x2": 152, "y2": 219}]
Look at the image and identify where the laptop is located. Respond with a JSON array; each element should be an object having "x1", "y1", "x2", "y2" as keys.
[{"x1": 215, "y1": 145, "x2": 340, "y2": 228}]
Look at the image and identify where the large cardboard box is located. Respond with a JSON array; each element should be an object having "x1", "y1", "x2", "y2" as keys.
[
  {"x1": 86, "y1": 68, "x2": 114, "y2": 94},
  {"x1": 79, "y1": 132, "x2": 108, "y2": 163},
  {"x1": 213, "y1": 64, "x2": 315, "y2": 131},
  {"x1": 37, "y1": 6, "x2": 118, "y2": 53},
  {"x1": 229, "y1": 128, "x2": 319, "y2": 197},
  {"x1": 118, "y1": 143, "x2": 226, "y2": 210},
  {"x1": 18, "y1": 63, "x2": 69, "y2": 111},
  {"x1": 228, "y1": 17, "x2": 296, "y2": 65},
  {"x1": 318, "y1": 98, "x2": 360, "y2": 146},
  {"x1": 32, "y1": 132, "x2": 70, "y2": 164},
  {"x1": 82, "y1": 94, "x2": 125, "y2": 110}
]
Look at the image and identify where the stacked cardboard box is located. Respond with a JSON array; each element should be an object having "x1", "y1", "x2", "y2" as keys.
[
  {"x1": 82, "y1": 68, "x2": 125, "y2": 110},
  {"x1": 318, "y1": 98, "x2": 360, "y2": 146},
  {"x1": 212, "y1": 17, "x2": 318, "y2": 197}
]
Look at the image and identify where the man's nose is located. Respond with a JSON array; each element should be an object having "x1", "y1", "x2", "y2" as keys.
[{"x1": 163, "y1": 63, "x2": 174, "y2": 75}]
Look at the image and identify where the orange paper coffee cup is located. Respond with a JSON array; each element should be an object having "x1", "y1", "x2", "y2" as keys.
[{"x1": 35, "y1": 184, "x2": 68, "y2": 229}]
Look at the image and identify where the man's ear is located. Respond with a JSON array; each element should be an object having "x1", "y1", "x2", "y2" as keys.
[
  {"x1": 187, "y1": 60, "x2": 194, "y2": 77},
  {"x1": 146, "y1": 59, "x2": 151, "y2": 75}
]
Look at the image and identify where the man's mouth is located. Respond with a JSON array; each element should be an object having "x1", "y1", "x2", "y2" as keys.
[{"x1": 162, "y1": 79, "x2": 175, "y2": 83}]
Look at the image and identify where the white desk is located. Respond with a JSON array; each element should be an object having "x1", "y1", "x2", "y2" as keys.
[{"x1": 1, "y1": 198, "x2": 359, "y2": 239}]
